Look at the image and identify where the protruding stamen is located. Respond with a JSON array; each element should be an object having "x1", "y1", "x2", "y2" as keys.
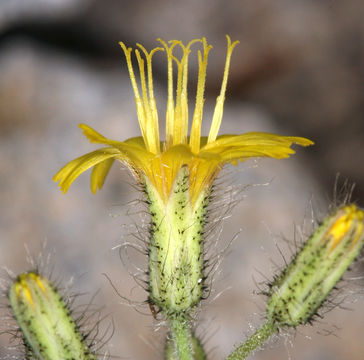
[
  {"x1": 171, "y1": 39, "x2": 202, "y2": 146},
  {"x1": 180, "y1": 45, "x2": 190, "y2": 145},
  {"x1": 170, "y1": 41, "x2": 185, "y2": 146},
  {"x1": 158, "y1": 39, "x2": 178, "y2": 149},
  {"x1": 135, "y1": 50, "x2": 152, "y2": 147},
  {"x1": 136, "y1": 44, "x2": 164, "y2": 154},
  {"x1": 190, "y1": 38, "x2": 212, "y2": 153},
  {"x1": 207, "y1": 35, "x2": 239, "y2": 144},
  {"x1": 119, "y1": 42, "x2": 148, "y2": 147}
]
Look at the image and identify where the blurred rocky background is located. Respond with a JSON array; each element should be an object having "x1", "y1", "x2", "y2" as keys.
[{"x1": 0, "y1": 0, "x2": 363, "y2": 359}]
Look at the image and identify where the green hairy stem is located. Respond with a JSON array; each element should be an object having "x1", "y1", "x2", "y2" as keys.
[
  {"x1": 226, "y1": 321, "x2": 276, "y2": 360},
  {"x1": 165, "y1": 319, "x2": 207, "y2": 360}
]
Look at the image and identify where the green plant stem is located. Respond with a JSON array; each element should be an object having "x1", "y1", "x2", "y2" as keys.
[
  {"x1": 225, "y1": 321, "x2": 277, "y2": 360},
  {"x1": 168, "y1": 316, "x2": 194, "y2": 360},
  {"x1": 165, "y1": 328, "x2": 207, "y2": 360}
]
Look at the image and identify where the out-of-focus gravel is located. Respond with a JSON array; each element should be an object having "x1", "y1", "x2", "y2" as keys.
[{"x1": 0, "y1": 1, "x2": 363, "y2": 359}]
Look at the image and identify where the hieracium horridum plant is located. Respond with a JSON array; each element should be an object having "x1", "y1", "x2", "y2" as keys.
[
  {"x1": 53, "y1": 36, "x2": 312, "y2": 317},
  {"x1": 52, "y1": 36, "x2": 314, "y2": 358},
  {"x1": 9, "y1": 36, "x2": 362, "y2": 360}
]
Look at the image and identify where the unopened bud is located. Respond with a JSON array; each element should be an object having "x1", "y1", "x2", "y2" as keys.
[
  {"x1": 267, "y1": 204, "x2": 364, "y2": 327},
  {"x1": 9, "y1": 272, "x2": 96, "y2": 360}
]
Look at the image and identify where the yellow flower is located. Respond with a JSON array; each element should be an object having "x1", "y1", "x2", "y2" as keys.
[{"x1": 53, "y1": 36, "x2": 313, "y2": 204}]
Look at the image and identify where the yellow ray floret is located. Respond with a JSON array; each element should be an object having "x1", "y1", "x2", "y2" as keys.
[{"x1": 54, "y1": 36, "x2": 313, "y2": 204}]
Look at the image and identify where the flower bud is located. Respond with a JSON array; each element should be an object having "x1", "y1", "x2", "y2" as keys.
[
  {"x1": 9, "y1": 272, "x2": 96, "y2": 360},
  {"x1": 267, "y1": 204, "x2": 364, "y2": 327}
]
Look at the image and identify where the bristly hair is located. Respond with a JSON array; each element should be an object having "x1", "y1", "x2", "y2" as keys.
[
  {"x1": 258, "y1": 186, "x2": 364, "y2": 331},
  {"x1": 0, "y1": 246, "x2": 114, "y2": 360},
  {"x1": 331, "y1": 174, "x2": 356, "y2": 210},
  {"x1": 112, "y1": 163, "x2": 252, "y2": 322}
]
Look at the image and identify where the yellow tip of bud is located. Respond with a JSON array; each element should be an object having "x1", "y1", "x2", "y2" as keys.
[
  {"x1": 14, "y1": 273, "x2": 48, "y2": 308},
  {"x1": 327, "y1": 205, "x2": 364, "y2": 251}
]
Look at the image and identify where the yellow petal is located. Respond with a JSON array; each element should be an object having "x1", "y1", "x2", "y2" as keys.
[
  {"x1": 123, "y1": 136, "x2": 148, "y2": 149},
  {"x1": 204, "y1": 132, "x2": 314, "y2": 149},
  {"x1": 200, "y1": 132, "x2": 314, "y2": 164},
  {"x1": 79, "y1": 123, "x2": 111, "y2": 144},
  {"x1": 53, "y1": 148, "x2": 121, "y2": 193},
  {"x1": 91, "y1": 158, "x2": 115, "y2": 193},
  {"x1": 54, "y1": 126, "x2": 156, "y2": 194},
  {"x1": 79, "y1": 123, "x2": 147, "y2": 149}
]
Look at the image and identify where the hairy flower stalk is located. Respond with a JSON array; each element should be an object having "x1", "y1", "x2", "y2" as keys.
[
  {"x1": 165, "y1": 326, "x2": 207, "y2": 360},
  {"x1": 53, "y1": 36, "x2": 313, "y2": 359},
  {"x1": 227, "y1": 204, "x2": 364, "y2": 360},
  {"x1": 9, "y1": 272, "x2": 96, "y2": 360}
]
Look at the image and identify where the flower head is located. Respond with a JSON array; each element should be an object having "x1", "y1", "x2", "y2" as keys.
[{"x1": 53, "y1": 36, "x2": 313, "y2": 204}]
